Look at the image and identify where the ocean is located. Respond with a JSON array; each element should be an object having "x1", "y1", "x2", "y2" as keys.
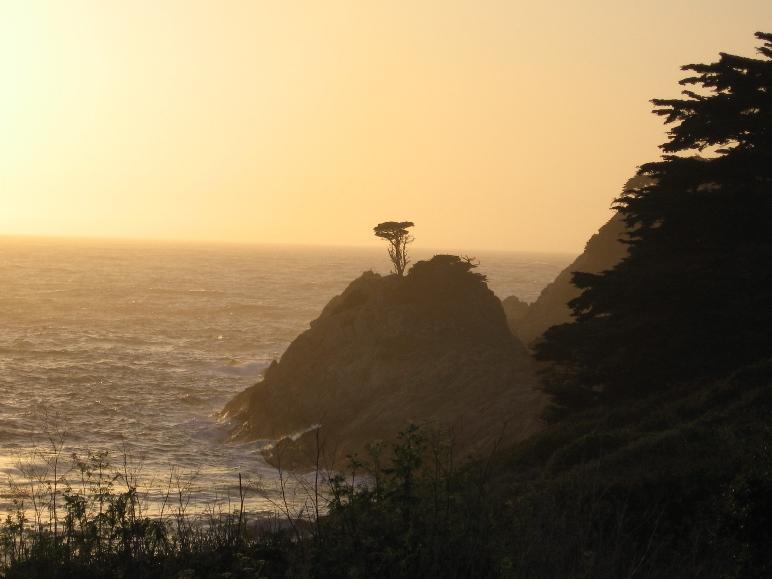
[{"x1": 0, "y1": 236, "x2": 571, "y2": 514}]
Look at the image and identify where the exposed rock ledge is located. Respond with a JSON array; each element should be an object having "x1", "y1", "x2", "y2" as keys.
[
  {"x1": 505, "y1": 175, "x2": 652, "y2": 344},
  {"x1": 223, "y1": 255, "x2": 544, "y2": 469},
  {"x1": 509, "y1": 213, "x2": 628, "y2": 345}
]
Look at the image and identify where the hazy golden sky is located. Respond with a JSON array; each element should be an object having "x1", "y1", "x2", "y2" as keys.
[{"x1": 1, "y1": 1, "x2": 770, "y2": 253}]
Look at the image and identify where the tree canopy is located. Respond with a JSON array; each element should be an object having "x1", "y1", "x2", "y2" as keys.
[
  {"x1": 536, "y1": 32, "x2": 772, "y2": 417},
  {"x1": 374, "y1": 221, "x2": 415, "y2": 277}
]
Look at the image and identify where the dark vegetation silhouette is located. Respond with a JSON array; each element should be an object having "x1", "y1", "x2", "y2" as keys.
[
  {"x1": 373, "y1": 221, "x2": 414, "y2": 276},
  {"x1": 536, "y1": 31, "x2": 772, "y2": 417},
  {"x1": 6, "y1": 32, "x2": 772, "y2": 579},
  {"x1": 0, "y1": 426, "x2": 502, "y2": 578}
]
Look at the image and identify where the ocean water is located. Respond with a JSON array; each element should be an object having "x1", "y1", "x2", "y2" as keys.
[{"x1": 0, "y1": 236, "x2": 571, "y2": 514}]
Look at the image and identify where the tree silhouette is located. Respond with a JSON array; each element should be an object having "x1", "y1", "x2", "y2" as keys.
[
  {"x1": 374, "y1": 221, "x2": 415, "y2": 276},
  {"x1": 536, "y1": 32, "x2": 772, "y2": 417}
]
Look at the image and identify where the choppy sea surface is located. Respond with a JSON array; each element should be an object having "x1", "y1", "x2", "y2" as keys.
[{"x1": 0, "y1": 236, "x2": 571, "y2": 514}]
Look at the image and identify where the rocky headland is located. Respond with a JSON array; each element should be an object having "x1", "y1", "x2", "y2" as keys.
[{"x1": 223, "y1": 255, "x2": 544, "y2": 468}]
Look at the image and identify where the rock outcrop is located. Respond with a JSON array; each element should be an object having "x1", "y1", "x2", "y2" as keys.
[
  {"x1": 508, "y1": 176, "x2": 651, "y2": 345},
  {"x1": 501, "y1": 295, "x2": 530, "y2": 335},
  {"x1": 511, "y1": 213, "x2": 628, "y2": 344},
  {"x1": 223, "y1": 255, "x2": 543, "y2": 468}
]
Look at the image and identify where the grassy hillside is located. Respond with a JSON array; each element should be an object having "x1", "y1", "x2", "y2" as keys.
[{"x1": 488, "y1": 357, "x2": 772, "y2": 577}]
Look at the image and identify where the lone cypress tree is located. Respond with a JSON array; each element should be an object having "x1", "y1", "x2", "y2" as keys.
[
  {"x1": 536, "y1": 32, "x2": 772, "y2": 417},
  {"x1": 374, "y1": 221, "x2": 415, "y2": 276}
]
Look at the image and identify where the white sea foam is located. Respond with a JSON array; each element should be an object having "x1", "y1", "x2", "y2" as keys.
[{"x1": 214, "y1": 360, "x2": 268, "y2": 378}]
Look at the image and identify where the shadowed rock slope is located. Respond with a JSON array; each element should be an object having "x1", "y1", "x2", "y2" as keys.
[
  {"x1": 509, "y1": 176, "x2": 652, "y2": 345},
  {"x1": 512, "y1": 213, "x2": 628, "y2": 344},
  {"x1": 501, "y1": 295, "x2": 530, "y2": 335},
  {"x1": 224, "y1": 255, "x2": 543, "y2": 468}
]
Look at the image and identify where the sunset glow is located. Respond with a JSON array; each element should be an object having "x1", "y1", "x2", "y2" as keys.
[{"x1": 1, "y1": 0, "x2": 770, "y2": 251}]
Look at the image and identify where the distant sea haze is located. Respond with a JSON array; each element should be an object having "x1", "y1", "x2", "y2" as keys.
[{"x1": 0, "y1": 237, "x2": 570, "y2": 513}]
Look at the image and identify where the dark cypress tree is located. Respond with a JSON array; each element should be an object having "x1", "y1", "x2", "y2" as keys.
[{"x1": 536, "y1": 32, "x2": 772, "y2": 417}]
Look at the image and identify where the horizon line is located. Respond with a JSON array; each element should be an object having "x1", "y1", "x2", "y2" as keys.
[{"x1": 0, "y1": 231, "x2": 578, "y2": 258}]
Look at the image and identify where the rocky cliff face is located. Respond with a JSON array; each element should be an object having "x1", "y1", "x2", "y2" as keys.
[
  {"x1": 511, "y1": 213, "x2": 629, "y2": 344},
  {"x1": 223, "y1": 255, "x2": 543, "y2": 468},
  {"x1": 501, "y1": 295, "x2": 530, "y2": 335},
  {"x1": 507, "y1": 176, "x2": 651, "y2": 345}
]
